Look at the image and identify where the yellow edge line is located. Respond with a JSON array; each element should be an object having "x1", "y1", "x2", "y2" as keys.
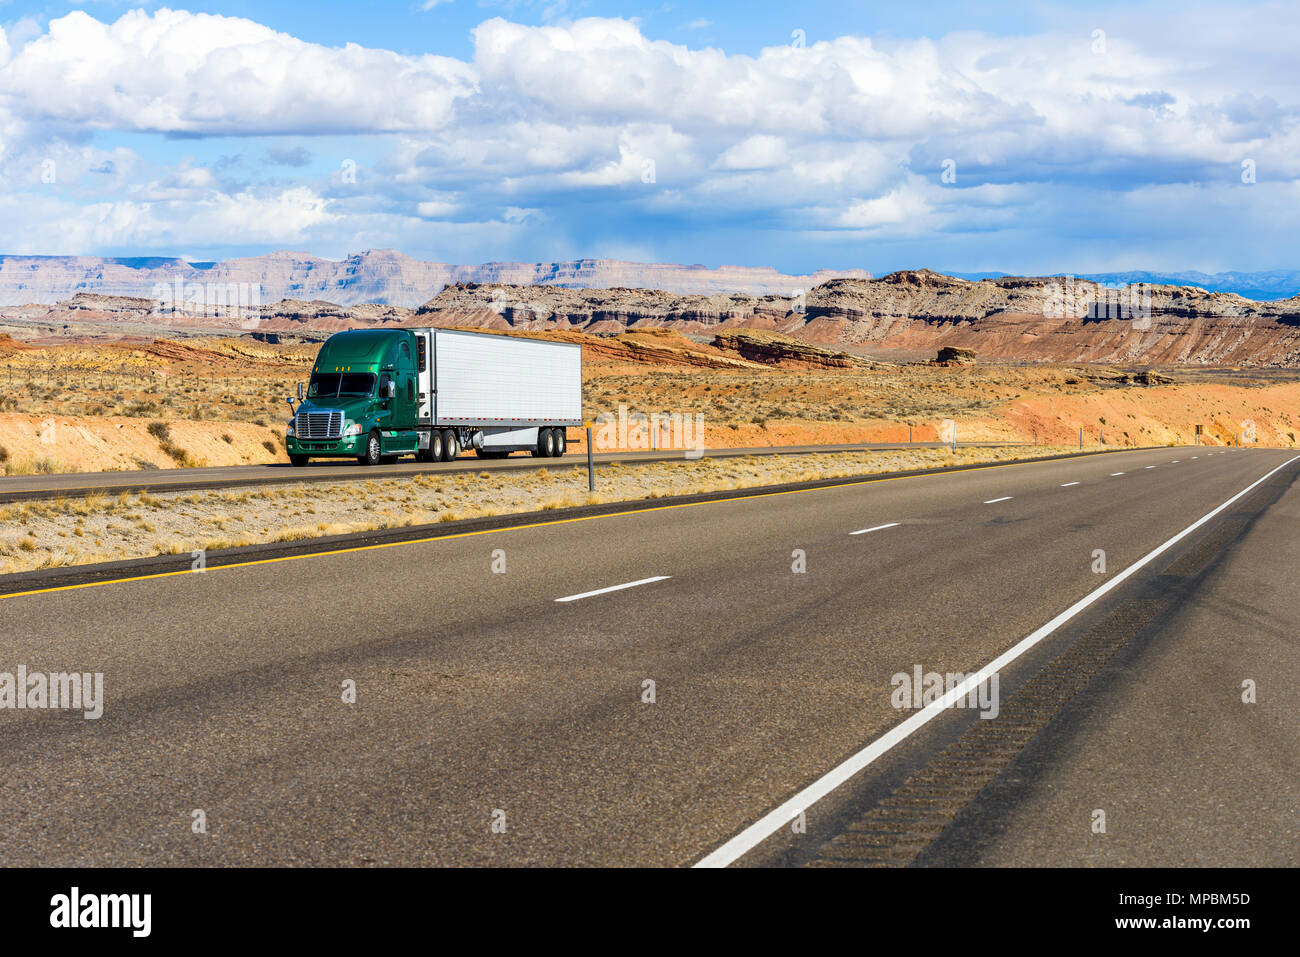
[{"x1": 0, "y1": 450, "x2": 1122, "y2": 601}]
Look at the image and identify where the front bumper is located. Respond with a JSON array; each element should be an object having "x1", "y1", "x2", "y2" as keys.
[{"x1": 286, "y1": 434, "x2": 363, "y2": 455}]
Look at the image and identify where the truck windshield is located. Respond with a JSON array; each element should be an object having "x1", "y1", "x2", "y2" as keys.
[{"x1": 308, "y1": 372, "x2": 375, "y2": 399}]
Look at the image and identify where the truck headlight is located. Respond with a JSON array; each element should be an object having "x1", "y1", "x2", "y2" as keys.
[
  {"x1": 286, "y1": 421, "x2": 296, "y2": 437},
  {"x1": 342, "y1": 422, "x2": 361, "y2": 437}
]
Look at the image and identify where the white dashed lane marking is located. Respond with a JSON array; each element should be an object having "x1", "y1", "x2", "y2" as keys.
[
  {"x1": 555, "y1": 576, "x2": 671, "y2": 603},
  {"x1": 850, "y1": 523, "x2": 901, "y2": 536}
]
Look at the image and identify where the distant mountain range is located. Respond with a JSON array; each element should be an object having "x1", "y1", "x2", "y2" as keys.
[
  {"x1": 0, "y1": 250, "x2": 869, "y2": 308},
  {"x1": 1, "y1": 250, "x2": 1295, "y2": 308},
  {"x1": 950, "y1": 270, "x2": 1300, "y2": 302},
  {"x1": 9, "y1": 268, "x2": 1299, "y2": 368}
]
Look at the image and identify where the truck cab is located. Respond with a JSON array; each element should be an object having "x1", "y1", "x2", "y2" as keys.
[{"x1": 286, "y1": 329, "x2": 420, "y2": 466}]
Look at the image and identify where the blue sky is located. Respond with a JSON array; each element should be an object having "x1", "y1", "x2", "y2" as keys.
[{"x1": 0, "y1": 1, "x2": 1295, "y2": 275}]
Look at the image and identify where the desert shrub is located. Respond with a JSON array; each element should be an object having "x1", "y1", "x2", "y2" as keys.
[
  {"x1": 145, "y1": 421, "x2": 199, "y2": 466},
  {"x1": 7, "y1": 456, "x2": 60, "y2": 475}
]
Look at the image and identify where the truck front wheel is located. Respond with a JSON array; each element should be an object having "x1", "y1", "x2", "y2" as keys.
[
  {"x1": 362, "y1": 430, "x2": 383, "y2": 466},
  {"x1": 289, "y1": 454, "x2": 309, "y2": 468}
]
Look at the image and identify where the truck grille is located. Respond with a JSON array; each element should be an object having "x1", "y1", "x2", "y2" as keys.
[{"x1": 296, "y1": 410, "x2": 343, "y2": 440}]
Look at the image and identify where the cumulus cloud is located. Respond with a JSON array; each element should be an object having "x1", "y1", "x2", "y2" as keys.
[
  {"x1": 713, "y1": 136, "x2": 789, "y2": 171},
  {"x1": 0, "y1": 6, "x2": 1297, "y2": 270},
  {"x1": 0, "y1": 9, "x2": 476, "y2": 135},
  {"x1": 0, "y1": 185, "x2": 335, "y2": 252}
]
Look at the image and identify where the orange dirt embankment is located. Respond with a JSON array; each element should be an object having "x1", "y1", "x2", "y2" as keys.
[
  {"x1": 984, "y1": 380, "x2": 1300, "y2": 447},
  {"x1": 0, "y1": 415, "x2": 286, "y2": 473}
]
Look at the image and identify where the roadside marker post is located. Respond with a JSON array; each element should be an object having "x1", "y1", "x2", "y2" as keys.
[{"x1": 586, "y1": 422, "x2": 595, "y2": 492}]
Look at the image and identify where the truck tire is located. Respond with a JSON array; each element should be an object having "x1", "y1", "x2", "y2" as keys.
[
  {"x1": 555, "y1": 429, "x2": 567, "y2": 456},
  {"x1": 441, "y1": 429, "x2": 459, "y2": 461},
  {"x1": 535, "y1": 428, "x2": 556, "y2": 457},
  {"x1": 289, "y1": 454, "x2": 309, "y2": 468},
  {"x1": 429, "y1": 430, "x2": 445, "y2": 463},
  {"x1": 362, "y1": 430, "x2": 383, "y2": 466}
]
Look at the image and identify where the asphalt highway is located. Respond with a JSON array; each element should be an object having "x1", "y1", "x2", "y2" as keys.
[
  {"x1": 0, "y1": 445, "x2": 1293, "y2": 866},
  {"x1": 914, "y1": 455, "x2": 1300, "y2": 867}
]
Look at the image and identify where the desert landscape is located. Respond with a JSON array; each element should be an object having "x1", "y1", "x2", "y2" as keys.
[
  {"x1": 2, "y1": 260, "x2": 1298, "y2": 476},
  {"x1": 2, "y1": 323, "x2": 1297, "y2": 476},
  {"x1": 2, "y1": 274, "x2": 1297, "y2": 575},
  {"x1": 1, "y1": 258, "x2": 1297, "y2": 572}
]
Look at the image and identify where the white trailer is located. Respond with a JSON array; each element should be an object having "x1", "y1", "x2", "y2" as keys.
[{"x1": 412, "y1": 328, "x2": 582, "y2": 459}]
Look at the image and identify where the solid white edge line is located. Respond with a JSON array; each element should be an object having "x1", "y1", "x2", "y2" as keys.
[
  {"x1": 849, "y1": 522, "x2": 901, "y2": 536},
  {"x1": 554, "y1": 575, "x2": 671, "y2": 603},
  {"x1": 1060, "y1": 482, "x2": 1081, "y2": 487},
  {"x1": 693, "y1": 453, "x2": 1300, "y2": 868},
  {"x1": 983, "y1": 496, "x2": 1012, "y2": 504}
]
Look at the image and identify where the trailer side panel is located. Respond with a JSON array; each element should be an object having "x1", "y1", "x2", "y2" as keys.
[{"x1": 432, "y1": 329, "x2": 581, "y2": 427}]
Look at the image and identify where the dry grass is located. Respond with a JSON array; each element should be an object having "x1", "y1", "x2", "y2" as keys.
[
  {"x1": 0, "y1": 338, "x2": 312, "y2": 426},
  {"x1": 0, "y1": 445, "x2": 1073, "y2": 574},
  {"x1": 2, "y1": 455, "x2": 63, "y2": 475}
]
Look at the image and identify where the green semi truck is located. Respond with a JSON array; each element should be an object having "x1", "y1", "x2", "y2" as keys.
[{"x1": 285, "y1": 327, "x2": 582, "y2": 466}]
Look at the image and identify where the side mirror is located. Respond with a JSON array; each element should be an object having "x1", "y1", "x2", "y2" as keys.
[
  {"x1": 297, "y1": 382, "x2": 304, "y2": 400},
  {"x1": 385, "y1": 380, "x2": 396, "y2": 399}
]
